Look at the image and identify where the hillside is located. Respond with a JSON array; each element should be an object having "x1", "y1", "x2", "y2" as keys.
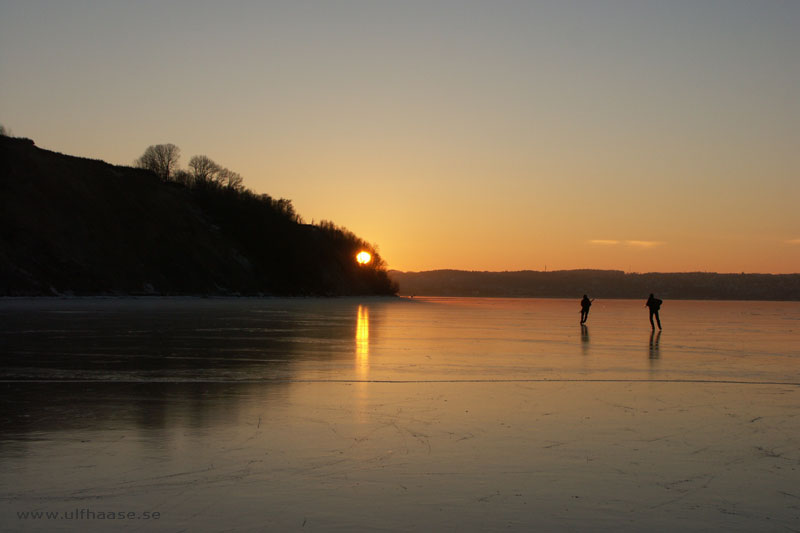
[
  {"x1": 390, "y1": 269, "x2": 800, "y2": 301},
  {"x1": 0, "y1": 136, "x2": 397, "y2": 296}
]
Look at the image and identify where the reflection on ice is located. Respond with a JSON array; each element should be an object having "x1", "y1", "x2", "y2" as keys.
[
  {"x1": 580, "y1": 324, "x2": 589, "y2": 356},
  {"x1": 355, "y1": 304, "x2": 369, "y2": 378},
  {"x1": 355, "y1": 304, "x2": 371, "y2": 419},
  {"x1": 649, "y1": 329, "x2": 661, "y2": 361},
  {"x1": 1, "y1": 297, "x2": 798, "y2": 384},
  {"x1": 0, "y1": 297, "x2": 799, "y2": 531}
]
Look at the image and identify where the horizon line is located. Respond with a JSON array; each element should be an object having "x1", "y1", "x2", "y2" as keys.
[{"x1": 389, "y1": 268, "x2": 800, "y2": 276}]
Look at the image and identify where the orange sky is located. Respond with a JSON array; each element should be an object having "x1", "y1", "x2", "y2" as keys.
[{"x1": 1, "y1": 2, "x2": 798, "y2": 273}]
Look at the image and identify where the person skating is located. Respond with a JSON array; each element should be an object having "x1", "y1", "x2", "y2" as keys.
[
  {"x1": 580, "y1": 294, "x2": 594, "y2": 324},
  {"x1": 645, "y1": 293, "x2": 663, "y2": 330}
]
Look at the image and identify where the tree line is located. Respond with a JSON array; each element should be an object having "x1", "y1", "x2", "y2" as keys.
[
  {"x1": 134, "y1": 143, "x2": 300, "y2": 223},
  {"x1": 134, "y1": 143, "x2": 244, "y2": 190},
  {"x1": 1, "y1": 133, "x2": 397, "y2": 295},
  {"x1": 130, "y1": 142, "x2": 395, "y2": 295}
]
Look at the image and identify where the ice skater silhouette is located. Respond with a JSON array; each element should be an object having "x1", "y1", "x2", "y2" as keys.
[
  {"x1": 645, "y1": 293, "x2": 662, "y2": 330},
  {"x1": 580, "y1": 295, "x2": 594, "y2": 324}
]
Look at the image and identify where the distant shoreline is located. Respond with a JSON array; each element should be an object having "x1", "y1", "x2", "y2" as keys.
[
  {"x1": 0, "y1": 294, "x2": 797, "y2": 303},
  {"x1": 400, "y1": 295, "x2": 800, "y2": 303},
  {"x1": 389, "y1": 269, "x2": 800, "y2": 301}
]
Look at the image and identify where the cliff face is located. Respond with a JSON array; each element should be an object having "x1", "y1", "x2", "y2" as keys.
[{"x1": 0, "y1": 136, "x2": 396, "y2": 296}]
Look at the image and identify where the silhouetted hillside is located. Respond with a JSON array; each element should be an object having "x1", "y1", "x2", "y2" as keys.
[
  {"x1": 0, "y1": 136, "x2": 397, "y2": 296},
  {"x1": 390, "y1": 269, "x2": 800, "y2": 301}
]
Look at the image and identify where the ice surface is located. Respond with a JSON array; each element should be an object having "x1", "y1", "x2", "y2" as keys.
[{"x1": 1, "y1": 297, "x2": 798, "y2": 531}]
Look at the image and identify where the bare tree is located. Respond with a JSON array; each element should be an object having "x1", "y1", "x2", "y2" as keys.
[
  {"x1": 188, "y1": 155, "x2": 221, "y2": 182},
  {"x1": 188, "y1": 155, "x2": 244, "y2": 190},
  {"x1": 217, "y1": 168, "x2": 244, "y2": 190},
  {"x1": 135, "y1": 144, "x2": 181, "y2": 181}
]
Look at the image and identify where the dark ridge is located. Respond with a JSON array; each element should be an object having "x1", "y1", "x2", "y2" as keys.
[
  {"x1": 389, "y1": 269, "x2": 800, "y2": 301},
  {"x1": 0, "y1": 136, "x2": 397, "y2": 296}
]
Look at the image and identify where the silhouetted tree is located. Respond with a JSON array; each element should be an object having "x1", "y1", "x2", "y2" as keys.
[
  {"x1": 217, "y1": 168, "x2": 244, "y2": 190},
  {"x1": 188, "y1": 155, "x2": 244, "y2": 190},
  {"x1": 188, "y1": 155, "x2": 221, "y2": 182},
  {"x1": 2, "y1": 134, "x2": 399, "y2": 296},
  {"x1": 135, "y1": 144, "x2": 181, "y2": 181},
  {"x1": 0, "y1": 124, "x2": 10, "y2": 137},
  {"x1": 274, "y1": 198, "x2": 300, "y2": 221}
]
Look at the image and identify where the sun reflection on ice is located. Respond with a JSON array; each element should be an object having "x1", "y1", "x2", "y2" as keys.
[
  {"x1": 356, "y1": 305, "x2": 369, "y2": 379},
  {"x1": 355, "y1": 305, "x2": 371, "y2": 422}
]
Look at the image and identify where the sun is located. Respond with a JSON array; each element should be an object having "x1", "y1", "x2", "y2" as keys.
[{"x1": 356, "y1": 251, "x2": 372, "y2": 265}]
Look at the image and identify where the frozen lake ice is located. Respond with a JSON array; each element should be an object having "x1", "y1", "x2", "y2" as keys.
[{"x1": 1, "y1": 297, "x2": 798, "y2": 531}]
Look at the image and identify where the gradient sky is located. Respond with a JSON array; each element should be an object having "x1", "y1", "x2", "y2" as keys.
[{"x1": 1, "y1": 1, "x2": 798, "y2": 273}]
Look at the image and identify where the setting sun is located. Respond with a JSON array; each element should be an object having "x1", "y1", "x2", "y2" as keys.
[{"x1": 356, "y1": 251, "x2": 372, "y2": 265}]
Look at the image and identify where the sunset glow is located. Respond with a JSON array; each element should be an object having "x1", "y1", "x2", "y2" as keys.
[
  {"x1": 356, "y1": 251, "x2": 372, "y2": 265},
  {"x1": 1, "y1": 2, "x2": 797, "y2": 273},
  {"x1": 1, "y1": 4, "x2": 799, "y2": 531}
]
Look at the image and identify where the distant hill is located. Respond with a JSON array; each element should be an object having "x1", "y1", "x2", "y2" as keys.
[
  {"x1": 390, "y1": 269, "x2": 800, "y2": 301},
  {"x1": 0, "y1": 136, "x2": 397, "y2": 296}
]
